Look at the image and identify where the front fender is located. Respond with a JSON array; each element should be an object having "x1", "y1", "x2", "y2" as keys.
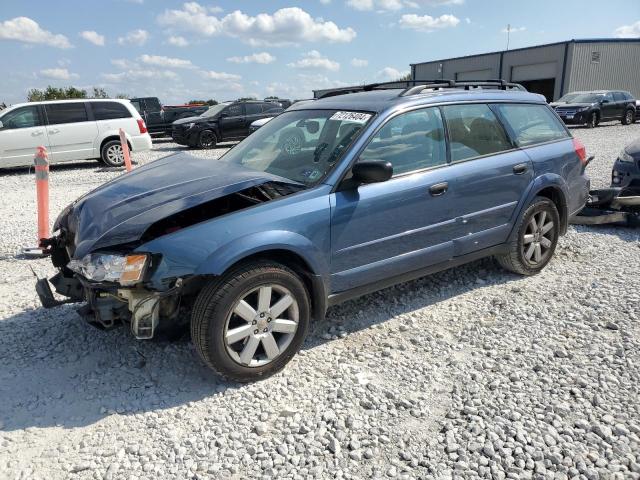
[{"x1": 195, "y1": 230, "x2": 329, "y2": 278}]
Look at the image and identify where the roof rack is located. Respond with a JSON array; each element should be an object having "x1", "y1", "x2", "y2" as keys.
[{"x1": 315, "y1": 79, "x2": 525, "y2": 99}]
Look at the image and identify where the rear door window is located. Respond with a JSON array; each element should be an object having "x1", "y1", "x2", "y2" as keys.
[
  {"x1": 245, "y1": 103, "x2": 262, "y2": 115},
  {"x1": 612, "y1": 92, "x2": 625, "y2": 102},
  {"x1": 0, "y1": 106, "x2": 42, "y2": 129},
  {"x1": 494, "y1": 103, "x2": 568, "y2": 147},
  {"x1": 442, "y1": 104, "x2": 512, "y2": 162},
  {"x1": 45, "y1": 103, "x2": 89, "y2": 125},
  {"x1": 91, "y1": 102, "x2": 132, "y2": 120},
  {"x1": 226, "y1": 104, "x2": 243, "y2": 117},
  {"x1": 145, "y1": 98, "x2": 161, "y2": 111}
]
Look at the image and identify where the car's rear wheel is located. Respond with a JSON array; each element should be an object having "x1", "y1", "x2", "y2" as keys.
[
  {"x1": 191, "y1": 262, "x2": 310, "y2": 382},
  {"x1": 197, "y1": 130, "x2": 217, "y2": 149},
  {"x1": 495, "y1": 196, "x2": 560, "y2": 276},
  {"x1": 100, "y1": 140, "x2": 125, "y2": 167},
  {"x1": 586, "y1": 112, "x2": 598, "y2": 128},
  {"x1": 622, "y1": 109, "x2": 635, "y2": 125}
]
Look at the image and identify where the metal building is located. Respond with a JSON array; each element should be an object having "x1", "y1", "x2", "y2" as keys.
[{"x1": 411, "y1": 38, "x2": 640, "y2": 101}]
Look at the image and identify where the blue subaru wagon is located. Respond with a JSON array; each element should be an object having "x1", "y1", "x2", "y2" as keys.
[{"x1": 40, "y1": 81, "x2": 590, "y2": 381}]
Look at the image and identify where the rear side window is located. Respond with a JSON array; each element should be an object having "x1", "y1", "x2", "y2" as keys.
[
  {"x1": 359, "y1": 107, "x2": 447, "y2": 176},
  {"x1": 245, "y1": 104, "x2": 262, "y2": 115},
  {"x1": 226, "y1": 104, "x2": 243, "y2": 117},
  {"x1": 623, "y1": 92, "x2": 634, "y2": 101},
  {"x1": 442, "y1": 104, "x2": 512, "y2": 162},
  {"x1": 45, "y1": 103, "x2": 89, "y2": 125},
  {"x1": 91, "y1": 102, "x2": 132, "y2": 120},
  {"x1": 145, "y1": 98, "x2": 161, "y2": 111},
  {"x1": 130, "y1": 100, "x2": 142, "y2": 113},
  {"x1": 613, "y1": 92, "x2": 625, "y2": 102},
  {"x1": 0, "y1": 106, "x2": 42, "y2": 129},
  {"x1": 495, "y1": 104, "x2": 568, "y2": 147}
]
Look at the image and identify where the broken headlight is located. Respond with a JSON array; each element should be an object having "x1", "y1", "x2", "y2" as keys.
[
  {"x1": 619, "y1": 150, "x2": 634, "y2": 163},
  {"x1": 68, "y1": 253, "x2": 149, "y2": 286}
]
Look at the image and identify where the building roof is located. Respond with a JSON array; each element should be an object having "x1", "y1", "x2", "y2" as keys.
[{"x1": 411, "y1": 38, "x2": 640, "y2": 67}]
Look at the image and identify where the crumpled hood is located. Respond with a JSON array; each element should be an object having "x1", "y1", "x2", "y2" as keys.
[
  {"x1": 625, "y1": 138, "x2": 640, "y2": 156},
  {"x1": 63, "y1": 153, "x2": 287, "y2": 258}
]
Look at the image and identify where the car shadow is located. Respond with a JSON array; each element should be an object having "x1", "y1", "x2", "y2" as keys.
[
  {"x1": 571, "y1": 223, "x2": 640, "y2": 243},
  {"x1": 567, "y1": 121, "x2": 627, "y2": 130},
  {"x1": 0, "y1": 257, "x2": 517, "y2": 432}
]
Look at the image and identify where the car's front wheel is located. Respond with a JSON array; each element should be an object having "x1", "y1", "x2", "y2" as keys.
[
  {"x1": 197, "y1": 130, "x2": 217, "y2": 149},
  {"x1": 191, "y1": 262, "x2": 310, "y2": 382},
  {"x1": 586, "y1": 112, "x2": 598, "y2": 128},
  {"x1": 100, "y1": 140, "x2": 125, "y2": 167},
  {"x1": 622, "y1": 109, "x2": 635, "y2": 125},
  {"x1": 495, "y1": 196, "x2": 560, "y2": 276}
]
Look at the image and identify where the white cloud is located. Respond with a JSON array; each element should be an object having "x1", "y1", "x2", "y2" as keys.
[
  {"x1": 167, "y1": 35, "x2": 189, "y2": 47},
  {"x1": 0, "y1": 17, "x2": 72, "y2": 49},
  {"x1": 102, "y1": 70, "x2": 178, "y2": 83},
  {"x1": 399, "y1": 14, "x2": 460, "y2": 31},
  {"x1": 40, "y1": 68, "x2": 78, "y2": 80},
  {"x1": 157, "y1": 4, "x2": 356, "y2": 46},
  {"x1": 140, "y1": 54, "x2": 195, "y2": 69},
  {"x1": 348, "y1": 0, "x2": 463, "y2": 11},
  {"x1": 351, "y1": 58, "x2": 369, "y2": 67},
  {"x1": 288, "y1": 50, "x2": 340, "y2": 71},
  {"x1": 320, "y1": 0, "x2": 332, "y2": 3},
  {"x1": 111, "y1": 58, "x2": 132, "y2": 69},
  {"x1": 227, "y1": 52, "x2": 276, "y2": 64},
  {"x1": 376, "y1": 66, "x2": 409, "y2": 80},
  {"x1": 614, "y1": 21, "x2": 640, "y2": 38},
  {"x1": 201, "y1": 70, "x2": 242, "y2": 81},
  {"x1": 501, "y1": 25, "x2": 526, "y2": 33},
  {"x1": 117, "y1": 29, "x2": 149, "y2": 46},
  {"x1": 79, "y1": 30, "x2": 105, "y2": 46},
  {"x1": 266, "y1": 74, "x2": 349, "y2": 99}
]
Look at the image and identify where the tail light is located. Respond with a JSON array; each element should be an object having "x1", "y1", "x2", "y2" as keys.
[
  {"x1": 137, "y1": 119, "x2": 148, "y2": 134},
  {"x1": 573, "y1": 138, "x2": 587, "y2": 165}
]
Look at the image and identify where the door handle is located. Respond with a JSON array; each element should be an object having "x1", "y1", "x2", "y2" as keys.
[
  {"x1": 48, "y1": 129, "x2": 60, "y2": 134},
  {"x1": 429, "y1": 182, "x2": 449, "y2": 196},
  {"x1": 31, "y1": 131, "x2": 44, "y2": 136},
  {"x1": 513, "y1": 163, "x2": 528, "y2": 175}
]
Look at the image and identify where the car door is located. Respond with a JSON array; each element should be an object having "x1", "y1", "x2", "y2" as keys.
[
  {"x1": 600, "y1": 92, "x2": 616, "y2": 120},
  {"x1": 330, "y1": 106, "x2": 457, "y2": 292},
  {"x1": 219, "y1": 103, "x2": 245, "y2": 140},
  {"x1": 244, "y1": 103, "x2": 266, "y2": 136},
  {"x1": 44, "y1": 102, "x2": 99, "y2": 162},
  {"x1": 0, "y1": 105, "x2": 50, "y2": 168},
  {"x1": 612, "y1": 92, "x2": 626, "y2": 119},
  {"x1": 440, "y1": 103, "x2": 533, "y2": 256}
]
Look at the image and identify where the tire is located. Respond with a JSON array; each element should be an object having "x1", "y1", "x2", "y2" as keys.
[
  {"x1": 279, "y1": 129, "x2": 305, "y2": 156},
  {"x1": 191, "y1": 262, "x2": 311, "y2": 382},
  {"x1": 586, "y1": 112, "x2": 598, "y2": 128},
  {"x1": 495, "y1": 196, "x2": 560, "y2": 276},
  {"x1": 197, "y1": 130, "x2": 217, "y2": 149},
  {"x1": 622, "y1": 109, "x2": 635, "y2": 125},
  {"x1": 100, "y1": 140, "x2": 125, "y2": 167}
]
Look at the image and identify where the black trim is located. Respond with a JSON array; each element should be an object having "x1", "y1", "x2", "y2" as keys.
[
  {"x1": 560, "y1": 42, "x2": 569, "y2": 98},
  {"x1": 327, "y1": 244, "x2": 508, "y2": 306}
]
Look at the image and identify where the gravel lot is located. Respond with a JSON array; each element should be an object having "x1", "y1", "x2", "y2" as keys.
[{"x1": 1, "y1": 123, "x2": 639, "y2": 480}]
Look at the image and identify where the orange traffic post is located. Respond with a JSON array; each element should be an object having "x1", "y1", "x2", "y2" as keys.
[
  {"x1": 34, "y1": 146, "x2": 50, "y2": 246},
  {"x1": 119, "y1": 128, "x2": 133, "y2": 172}
]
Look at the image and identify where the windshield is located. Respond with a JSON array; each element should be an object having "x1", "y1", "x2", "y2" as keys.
[
  {"x1": 566, "y1": 93, "x2": 604, "y2": 104},
  {"x1": 221, "y1": 109, "x2": 374, "y2": 186},
  {"x1": 201, "y1": 103, "x2": 230, "y2": 118},
  {"x1": 557, "y1": 93, "x2": 579, "y2": 103}
]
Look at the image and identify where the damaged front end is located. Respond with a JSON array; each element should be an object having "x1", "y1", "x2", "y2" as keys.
[
  {"x1": 35, "y1": 154, "x2": 306, "y2": 339},
  {"x1": 571, "y1": 186, "x2": 640, "y2": 227}
]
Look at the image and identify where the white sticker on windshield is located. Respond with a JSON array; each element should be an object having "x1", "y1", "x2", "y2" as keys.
[{"x1": 330, "y1": 111, "x2": 372, "y2": 123}]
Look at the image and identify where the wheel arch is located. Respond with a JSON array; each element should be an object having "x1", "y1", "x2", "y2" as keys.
[
  {"x1": 99, "y1": 135, "x2": 132, "y2": 154},
  {"x1": 535, "y1": 185, "x2": 568, "y2": 234}
]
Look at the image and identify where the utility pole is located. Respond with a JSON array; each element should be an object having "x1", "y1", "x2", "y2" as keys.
[{"x1": 506, "y1": 24, "x2": 511, "y2": 50}]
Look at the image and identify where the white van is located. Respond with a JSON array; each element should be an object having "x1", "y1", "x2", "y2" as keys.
[{"x1": 0, "y1": 99, "x2": 152, "y2": 168}]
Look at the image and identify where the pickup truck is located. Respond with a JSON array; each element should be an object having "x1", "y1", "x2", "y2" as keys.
[{"x1": 130, "y1": 97, "x2": 208, "y2": 137}]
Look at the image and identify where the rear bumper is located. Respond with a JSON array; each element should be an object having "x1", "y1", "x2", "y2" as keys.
[{"x1": 131, "y1": 134, "x2": 152, "y2": 152}]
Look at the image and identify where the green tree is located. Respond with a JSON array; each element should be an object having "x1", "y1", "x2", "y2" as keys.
[
  {"x1": 115, "y1": 93, "x2": 130, "y2": 99},
  {"x1": 27, "y1": 85, "x2": 88, "y2": 102},
  {"x1": 236, "y1": 96, "x2": 257, "y2": 101},
  {"x1": 92, "y1": 87, "x2": 109, "y2": 99}
]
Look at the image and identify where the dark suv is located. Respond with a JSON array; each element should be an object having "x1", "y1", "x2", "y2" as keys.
[
  {"x1": 551, "y1": 90, "x2": 636, "y2": 128},
  {"x1": 172, "y1": 101, "x2": 284, "y2": 148}
]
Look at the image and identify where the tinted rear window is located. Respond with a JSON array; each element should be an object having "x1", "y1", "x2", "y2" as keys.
[
  {"x1": 245, "y1": 103, "x2": 262, "y2": 115},
  {"x1": 145, "y1": 98, "x2": 161, "y2": 110},
  {"x1": 91, "y1": 102, "x2": 132, "y2": 120},
  {"x1": 495, "y1": 104, "x2": 568, "y2": 147},
  {"x1": 45, "y1": 103, "x2": 89, "y2": 125},
  {"x1": 613, "y1": 92, "x2": 625, "y2": 102}
]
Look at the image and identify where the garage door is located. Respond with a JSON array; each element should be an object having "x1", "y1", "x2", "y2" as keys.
[
  {"x1": 455, "y1": 69, "x2": 493, "y2": 81},
  {"x1": 511, "y1": 62, "x2": 557, "y2": 82}
]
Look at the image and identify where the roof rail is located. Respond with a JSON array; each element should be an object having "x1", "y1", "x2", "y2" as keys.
[{"x1": 314, "y1": 79, "x2": 525, "y2": 99}]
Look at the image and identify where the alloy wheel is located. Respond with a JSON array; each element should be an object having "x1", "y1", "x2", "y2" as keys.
[
  {"x1": 224, "y1": 284, "x2": 299, "y2": 367},
  {"x1": 106, "y1": 145, "x2": 124, "y2": 165},
  {"x1": 521, "y1": 211, "x2": 555, "y2": 265},
  {"x1": 200, "y1": 131, "x2": 216, "y2": 148},
  {"x1": 625, "y1": 111, "x2": 633, "y2": 124}
]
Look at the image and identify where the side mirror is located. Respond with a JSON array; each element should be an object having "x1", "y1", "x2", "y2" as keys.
[
  {"x1": 601, "y1": 99, "x2": 609, "y2": 104},
  {"x1": 352, "y1": 161, "x2": 393, "y2": 184},
  {"x1": 219, "y1": 112, "x2": 229, "y2": 118}
]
